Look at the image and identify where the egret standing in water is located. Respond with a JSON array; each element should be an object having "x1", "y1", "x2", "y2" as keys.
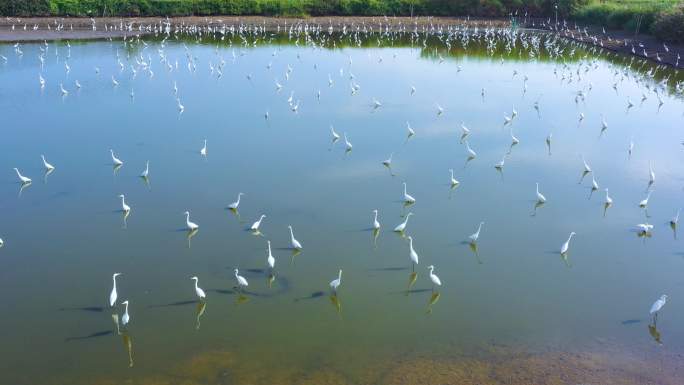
[
  {"x1": 449, "y1": 169, "x2": 459, "y2": 187},
  {"x1": 469, "y1": 222, "x2": 484, "y2": 243},
  {"x1": 266, "y1": 241, "x2": 275, "y2": 269},
  {"x1": 535, "y1": 183, "x2": 546, "y2": 203},
  {"x1": 288, "y1": 225, "x2": 302, "y2": 250},
  {"x1": 228, "y1": 192, "x2": 244, "y2": 210},
  {"x1": 251, "y1": 215, "x2": 266, "y2": 231},
  {"x1": 394, "y1": 212, "x2": 413, "y2": 232},
  {"x1": 40, "y1": 155, "x2": 55, "y2": 172},
  {"x1": 329, "y1": 269, "x2": 342, "y2": 293},
  {"x1": 110, "y1": 150, "x2": 123, "y2": 166},
  {"x1": 639, "y1": 191, "x2": 653, "y2": 209},
  {"x1": 183, "y1": 211, "x2": 199, "y2": 231},
  {"x1": 372, "y1": 209, "x2": 380, "y2": 230},
  {"x1": 604, "y1": 188, "x2": 613, "y2": 205},
  {"x1": 13, "y1": 168, "x2": 31, "y2": 184},
  {"x1": 402, "y1": 182, "x2": 416, "y2": 204},
  {"x1": 234, "y1": 269, "x2": 248, "y2": 292},
  {"x1": 118, "y1": 194, "x2": 131, "y2": 213},
  {"x1": 191, "y1": 276, "x2": 206, "y2": 301},
  {"x1": 200, "y1": 139, "x2": 207, "y2": 156},
  {"x1": 560, "y1": 232, "x2": 576, "y2": 255},
  {"x1": 428, "y1": 265, "x2": 442, "y2": 291},
  {"x1": 343, "y1": 132, "x2": 353, "y2": 152},
  {"x1": 407, "y1": 236, "x2": 419, "y2": 270},
  {"x1": 121, "y1": 300, "x2": 130, "y2": 326},
  {"x1": 650, "y1": 295, "x2": 667, "y2": 323},
  {"x1": 140, "y1": 161, "x2": 149, "y2": 178},
  {"x1": 109, "y1": 273, "x2": 122, "y2": 307}
]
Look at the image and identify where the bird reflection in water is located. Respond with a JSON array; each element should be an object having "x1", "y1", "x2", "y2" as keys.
[
  {"x1": 290, "y1": 248, "x2": 301, "y2": 265},
  {"x1": 267, "y1": 272, "x2": 276, "y2": 288},
  {"x1": 531, "y1": 200, "x2": 545, "y2": 217},
  {"x1": 468, "y1": 242, "x2": 483, "y2": 264},
  {"x1": 186, "y1": 228, "x2": 198, "y2": 248},
  {"x1": 195, "y1": 301, "x2": 206, "y2": 330},
  {"x1": 121, "y1": 210, "x2": 130, "y2": 229},
  {"x1": 18, "y1": 181, "x2": 31, "y2": 197},
  {"x1": 121, "y1": 331, "x2": 134, "y2": 367},
  {"x1": 235, "y1": 293, "x2": 250, "y2": 305},
  {"x1": 426, "y1": 291, "x2": 441, "y2": 315},
  {"x1": 405, "y1": 271, "x2": 418, "y2": 296},
  {"x1": 329, "y1": 293, "x2": 342, "y2": 314},
  {"x1": 648, "y1": 323, "x2": 662, "y2": 345},
  {"x1": 372, "y1": 228, "x2": 380, "y2": 249},
  {"x1": 43, "y1": 167, "x2": 55, "y2": 184}
]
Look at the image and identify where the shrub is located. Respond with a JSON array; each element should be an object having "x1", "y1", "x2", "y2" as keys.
[{"x1": 652, "y1": 4, "x2": 684, "y2": 43}]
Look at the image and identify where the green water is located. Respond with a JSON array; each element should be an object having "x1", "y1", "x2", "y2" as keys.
[{"x1": 0, "y1": 30, "x2": 683, "y2": 384}]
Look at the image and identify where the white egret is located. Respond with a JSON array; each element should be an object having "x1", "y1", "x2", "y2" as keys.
[
  {"x1": 121, "y1": 300, "x2": 130, "y2": 326},
  {"x1": 581, "y1": 155, "x2": 591, "y2": 173},
  {"x1": 406, "y1": 121, "x2": 415, "y2": 137},
  {"x1": 110, "y1": 150, "x2": 123, "y2": 166},
  {"x1": 670, "y1": 209, "x2": 681, "y2": 227},
  {"x1": 41, "y1": 155, "x2": 54, "y2": 171},
  {"x1": 372, "y1": 209, "x2": 380, "y2": 230},
  {"x1": 191, "y1": 276, "x2": 206, "y2": 300},
  {"x1": 649, "y1": 162, "x2": 655, "y2": 185},
  {"x1": 394, "y1": 212, "x2": 413, "y2": 232},
  {"x1": 228, "y1": 193, "x2": 244, "y2": 210},
  {"x1": 402, "y1": 182, "x2": 416, "y2": 204},
  {"x1": 184, "y1": 211, "x2": 199, "y2": 231},
  {"x1": 112, "y1": 75, "x2": 119, "y2": 86},
  {"x1": 266, "y1": 241, "x2": 275, "y2": 269},
  {"x1": 0, "y1": 238, "x2": 3, "y2": 247},
  {"x1": 639, "y1": 191, "x2": 653, "y2": 208},
  {"x1": 329, "y1": 269, "x2": 342, "y2": 293},
  {"x1": 636, "y1": 223, "x2": 654, "y2": 233},
  {"x1": 510, "y1": 127, "x2": 519, "y2": 145},
  {"x1": 118, "y1": 194, "x2": 131, "y2": 213},
  {"x1": 382, "y1": 153, "x2": 393, "y2": 168},
  {"x1": 343, "y1": 132, "x2": 353, "y2": 151},
  {"x1": 251, "y1": 215, "x2": 266, "y2": 231},
  {"x1": 469, "y1": 222, "x2": 484, "y2": 243},
  {"x1": 494, "y1": 156, "x2": 505, "y2": 170},
  {"x1": 535, "y1": 183, "x2": 546, "y2": 203},
  {"x1": 650, "y1": 295, "x2": 668, "y2": 320},
  {"x1": 407, "y1": 236, "x2": 419, "y2": 270},
  {"x1": 140, "y1": 161, "x2": 149, "y2": 178},
  {"x1": 605, "y1": 189, "x2": 613, "y2": 205},
  {"x1": 59, "y1": 83, "x2": 68, "y2": 96},
  {"x1": 560, "y1": 232, "x2": 576, "y2": 255},
  {"x1": 109, "y1": 273, "x2": 122, "y2": 307},
  {"x1": 330, "y1": 126, "x2": 340, "y2": 142},
  {"x1": 13, "y1": 168, "x2": 31, "y2": 184},
  {"x1": 449, "y1": 169, "x2": 459, "y2": 187},
  {"x1": 428, "y1": 265, "x2": 442, "y2": 290},
  {"x1": 288, "y1": 225, "x2": 302, "y2": 250},
  {"x1": 200, "y1": 139, "x2": 207, "y2": 156},
  {"x1": 234, "y1": 269, "x2": 249, "y2": 292},
  {"x1": 591, "y1": 175, "x2": 599, "y2": 191},
  {"x1": 465, "y1": 140, "x2": 477, "y2": 159}
]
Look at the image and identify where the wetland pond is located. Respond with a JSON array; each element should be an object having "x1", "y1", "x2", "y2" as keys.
[{"x1": 1, "y1": 26, "x2": 684, "y2": 385}]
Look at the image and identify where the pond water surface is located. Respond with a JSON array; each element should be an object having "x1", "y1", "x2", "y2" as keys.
[{"x1": 1, "y1": 28, "x2": 683, "y2": 385}]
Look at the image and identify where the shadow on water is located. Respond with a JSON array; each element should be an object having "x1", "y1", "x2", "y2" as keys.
[
  {"x1": 65, "y1": 330, "x2": 113, "y2": 342},
  {"x1": 621, "y1": 319, "x2": 642, "y2": 325},
  {"x1": 59, "y1": 305, "x2": 106, "y2": 313},
  {"x1": 294, "y1": 291, "x2": 325, "y2": 302},
  {"x1": 148, "y1": 299, "x2": 199, "y2": 308},
  {"x1": 369, "y1": 266, "x2": 409, "y2": 272}
]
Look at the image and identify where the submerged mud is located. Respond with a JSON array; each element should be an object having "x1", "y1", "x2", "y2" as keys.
[{"x1": 83, "y1": 343, "x2": 683, "y2": 385}]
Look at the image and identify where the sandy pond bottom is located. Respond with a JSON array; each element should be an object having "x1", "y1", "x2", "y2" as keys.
[{"x1": 64, "y1": 341, "x2": 682, "y2": 385}]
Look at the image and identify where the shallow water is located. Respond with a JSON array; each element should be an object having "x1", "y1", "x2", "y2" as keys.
[{"x1": 0, "y1": 29, "x2": 683, "y2": 384}]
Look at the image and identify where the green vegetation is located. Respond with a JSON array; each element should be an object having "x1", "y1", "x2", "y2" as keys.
[
  {"x1": 0, "y1": 0, "x2": 584, "y2": 18},
  {"x1": 573, "y1": 0, "x2": 680, "y2": 35},
  {"x1": 0, "y1": 0, "x2": 681, "y2": 41}
]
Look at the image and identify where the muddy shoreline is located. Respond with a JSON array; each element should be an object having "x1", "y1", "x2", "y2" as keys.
[{"x1": 0, "y1": 16, "x2": 680, "y2": 68}]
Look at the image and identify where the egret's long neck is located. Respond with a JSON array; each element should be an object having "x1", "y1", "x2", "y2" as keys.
[
  {"x1": 113, "y1": 276, "x2": 117, "y2": 288},
  {"x1": 289, "y1": 227, "x2": 294, "y2": 238},
  {"x1": 236, "y1": 194, "x2": 241, "y2": 204},
  {"x1": 124, "y1": 302, "x2": 128, "y2": 312},
  {"x1": 374, "y1": 211, "x2": 378, "y2": 221},
  {"x1": 185, "y1": 213, "x2": 190, "y2": 223},
  {"x1": 14, "y1": 169, "x2": 20, "y2": 177},
  {"x1": 338, "y1": 271, "x2": 342, "y2": 280},
  {"x1": 403, "y1": 184, "x2": 407, "y2": 195},
  {"x1": 194, "y1": 279, "x2": 198, "y2": 290},
  {"x1": 450, "y1": 170, "x2": 454, "y2": 178}
]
